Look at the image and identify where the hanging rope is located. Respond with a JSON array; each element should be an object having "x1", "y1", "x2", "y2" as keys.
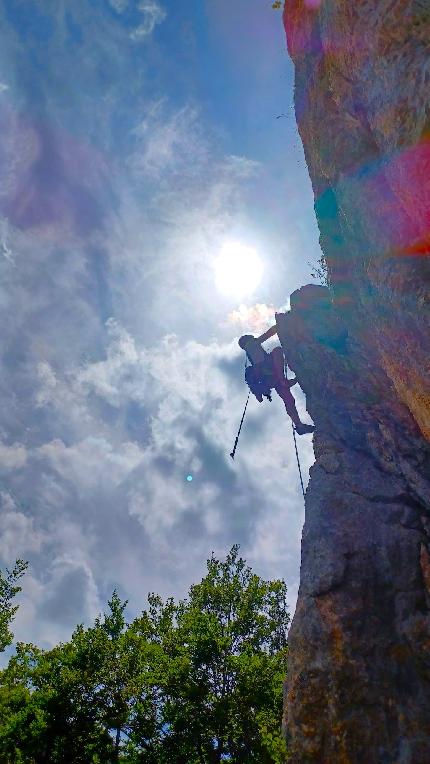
[
  {"x1": 283, "y1": 355, "x2": 306, "y2": 500},
  {"x1": 230, "y1": 392, "x2": 251, "y2": 460},
  {"x1": 291, "y1": 422, "x2": 306, "y2": 500}
]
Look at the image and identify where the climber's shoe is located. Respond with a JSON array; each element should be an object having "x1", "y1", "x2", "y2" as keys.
[{"x1": 295, "y1": 423, "x2": 315, "y2": 435}]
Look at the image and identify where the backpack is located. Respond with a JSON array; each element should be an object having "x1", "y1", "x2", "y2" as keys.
[{"x1": 245, "y1": 363, "x2": 273, "y2": 402}]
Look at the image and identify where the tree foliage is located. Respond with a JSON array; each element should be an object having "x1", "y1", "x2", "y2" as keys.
[
  {"x1": 0, "y1": 560, "x2": 28, "y2": 653},
  {"x1": 0, "y1": 547, "x2": 290, "y2": 763}
]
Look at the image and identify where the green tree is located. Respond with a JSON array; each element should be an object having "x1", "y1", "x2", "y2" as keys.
[
  {"x1": 0, "y1": 592, "x2": 160, "y2": 763},
  {"x1": 0, "y1": 549, "x2": 290, "y2": 763},
  {"x1": 137, "y1": 545, "x2": 290, "y2": 763},
  {"x1": 0, "y1": 560, "x2": 28, "y2": 653}
]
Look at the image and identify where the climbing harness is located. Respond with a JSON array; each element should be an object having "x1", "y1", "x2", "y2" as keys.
[
  {"x1": 292, "y1": 422, "x2": 306, "y2": 500},
  {"x1": 230, "y1": 391, "x2": 251, "y2": 460}
]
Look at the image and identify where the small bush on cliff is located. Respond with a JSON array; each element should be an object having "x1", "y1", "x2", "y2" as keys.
[
  {"x1": 0, "y1": 547, "x2": 290, "y2": 763},
  {"x1": 308, "y1": 253, "x2": 330, "y2": 286}
]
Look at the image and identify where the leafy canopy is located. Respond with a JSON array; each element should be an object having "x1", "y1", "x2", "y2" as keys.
[
  {"x1": 0, "y1": 547, "x2": 290, "y2": 763},
  {"x1": 0, "y1": 560, "x2": 27, "y2": 653}
]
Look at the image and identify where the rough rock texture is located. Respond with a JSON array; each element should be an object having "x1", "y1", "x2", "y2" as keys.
[{"x1": 279, "y1": 1, "x2": 430, "y2": 761}]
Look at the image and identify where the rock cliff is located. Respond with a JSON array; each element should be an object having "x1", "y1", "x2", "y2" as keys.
[{"x1": 279, "y1": 1, "x2": 430, "y2": 761}]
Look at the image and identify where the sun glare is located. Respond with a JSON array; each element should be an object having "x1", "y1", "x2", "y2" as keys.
[{"x1": 214, "y1": 242, "x2": 263, "y2": 298}]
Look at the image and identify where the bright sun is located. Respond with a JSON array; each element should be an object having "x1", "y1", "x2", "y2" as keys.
[{"x1": 214, "y1": 241, "x2": 263, "y2": 298}]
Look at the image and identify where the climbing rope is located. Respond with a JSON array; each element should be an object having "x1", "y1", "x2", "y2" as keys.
[
  {"x1": 284, "y1": 353, "x2": 306, "y2": 500},
  {"x1": 291, "y1": 422, "x2": 306, "y2": 500},
  {"x1": 230, "y1": 391, "x2": 251, "y2": 460}
]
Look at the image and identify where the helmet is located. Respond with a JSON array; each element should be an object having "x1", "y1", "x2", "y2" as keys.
[{"x1": 238, "y1": 334, "x2": 254, "y2": 349}]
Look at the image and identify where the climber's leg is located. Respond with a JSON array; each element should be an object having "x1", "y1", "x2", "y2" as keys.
[
  {"x1": 271, "y1": 346, "x2": 286, "y2": 385},
  {"x1": 274, "y1": 384, "x2": 301, "y2": 426},
  {"x1": 270, "y1": 348, "x2": 314, "y2": 433},
  {"x1": 274, "y1": 383, "x2": 315, "y2": 435}
]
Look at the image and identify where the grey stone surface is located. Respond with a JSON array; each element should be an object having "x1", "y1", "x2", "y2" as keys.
[
  {"x1": 278, "y1": 285, "x2": 430, "y2": 762},
  {"x1": 280, "y1": 1, "x2": 430, "y2": 758}
]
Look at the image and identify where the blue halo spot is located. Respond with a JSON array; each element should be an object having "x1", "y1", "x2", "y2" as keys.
[{"x1": 186, "y1": 474, "x2": 193, "y2": 482}]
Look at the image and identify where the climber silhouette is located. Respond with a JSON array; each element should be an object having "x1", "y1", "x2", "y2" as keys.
[{"x1": 238, "y1": 327, "x2": 315, "y2": 435}]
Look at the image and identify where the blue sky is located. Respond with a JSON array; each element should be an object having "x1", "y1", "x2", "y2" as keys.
[{"x1": 0, "y1": 0, "x2": 321, "y2": 647}]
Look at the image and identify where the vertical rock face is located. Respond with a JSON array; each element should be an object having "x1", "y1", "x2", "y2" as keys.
[{"x1": 280, "y1": 1, "x2": 430, "y2": 761}]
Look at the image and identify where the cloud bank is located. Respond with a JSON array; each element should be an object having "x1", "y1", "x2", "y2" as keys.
[{"x1": 0, "y1": 0, "x2": 317, "y2": 649}]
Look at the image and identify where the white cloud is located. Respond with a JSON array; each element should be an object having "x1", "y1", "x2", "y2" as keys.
[
  {"x1": 223, "y1": 154, "x2": 260, "y2": 180},
  {"x1": 35, "y1": 361, "x2": 57, "y2": 406},
  {"x1": 76, "y1": 318, "x2": 143, "y2": 407},
  {"x1": 129, "y1": 101, "x2": 259, "y2": 186},
  {"x1": 0, "y1": 442, "x2": 27, "y2": 470},
  {"x1": 130, "y1": 103, "x2": 208, "y2": 179},
  {"x1": 8, "y1": 313, "x2": 313, "y2": 644},
  {"x1": 130, "y1": 1, "x2": 166, "y2": 41},
  {"x1": 108, "y1": 0, "x2": 128, "y2": 12},
  {"x1": 227, "y1": 303, "x2": 278, "y2": 333},
  {"x1": 38, "y1": 437, "x2": 144, "y2": 492},
  {"x1": 13, "y1": 557, "x2": 101, "y2": 650},
  {"x1": 47, "y1": 554, "x2": 101, "y2": 620},
  {"x1": 0, "y1": 0, "x2": 318, "y2": 649},
  {"x1": 0, "y1": 104, "x2": 40, "y2": 208},
  {"x1": 0, "y1": 218, "x2": 14, "y2": 265},
  {"x1": 0, "y1": 493, "x2": 45, "y2": 561}
]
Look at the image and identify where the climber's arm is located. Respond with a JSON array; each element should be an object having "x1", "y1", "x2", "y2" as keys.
[{"x1": 256, "y1": 325, "x2": 278, "y2": 345}]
